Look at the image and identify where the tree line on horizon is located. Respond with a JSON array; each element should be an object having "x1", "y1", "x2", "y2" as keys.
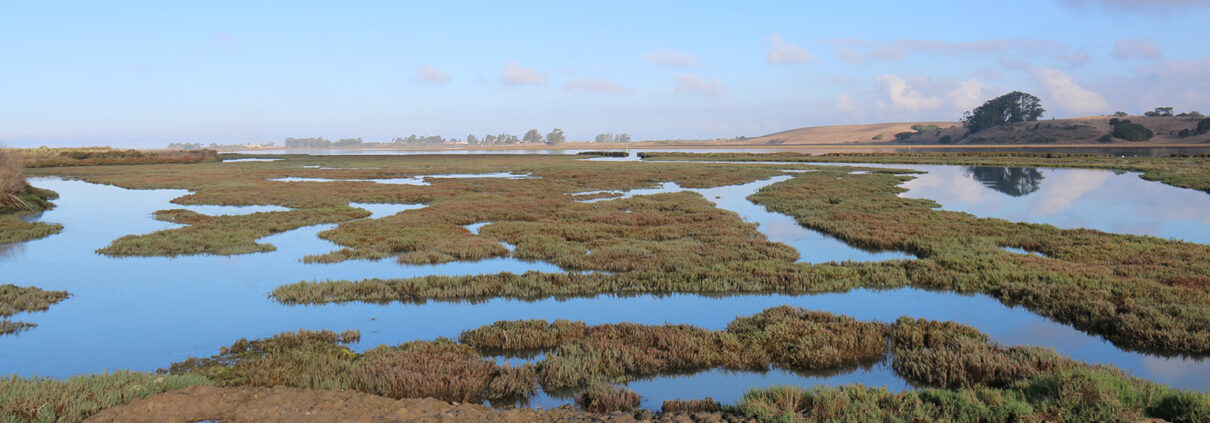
[{"x1": 168, "y1": 129, "x2": 633, "y2": 149}]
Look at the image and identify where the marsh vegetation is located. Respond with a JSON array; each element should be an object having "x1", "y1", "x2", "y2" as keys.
[{"x1": 5, "y1": 151, "x2": 1210, "y2": 422}]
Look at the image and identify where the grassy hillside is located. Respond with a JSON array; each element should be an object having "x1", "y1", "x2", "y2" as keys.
[{"x1": 748, "y1": 115, "x2": 1210, "y2": 146}]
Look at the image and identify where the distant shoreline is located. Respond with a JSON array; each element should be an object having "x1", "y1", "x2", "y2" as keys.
[{"x1": 216, "y1": 142, "x2": 1210, "y2": 153}]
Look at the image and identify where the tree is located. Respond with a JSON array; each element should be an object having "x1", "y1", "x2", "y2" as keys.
[
  {"x1": 1156, "y1": 107, "x2": 1174, "y2": 117},
  {"x1": 618, "y1": 133, "x2": 631, "y2": 143},
  {"x1": 1113, "y1": 111, "x2": 1128, "y2": 117},
  {"x1": 523, "y1": 129, "x2": 543, "y2": 144},
  {"x1": 1197, "y1": 118, "x2": 1210, "y2": 135},
  {"x1": 467, "y1": 134, "x2": 479, "y2": 145},
  {"x1": 1111, "y1": 120, "x2": 1154, "y2": 142},
  {"x1": 545, "y1": 128, "x2": 565, "y2": 145},
  {"x1": 961, "y1": 91, "x2": 1045, "y2": 133}
]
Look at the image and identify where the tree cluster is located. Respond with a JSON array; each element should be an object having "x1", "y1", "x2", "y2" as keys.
[
  {"x1": 961, "y1": 91, "x2": 1045, "y2": 133},
  {"x1": 284, "y1": 137, "x2": 335, "y2": 148},
  {"x1": 594, "y1": 133, "x2": 631, "y2": 143},
  {"x1": 1110, "y1": 120, "x2": 1154, "y2": 142}
]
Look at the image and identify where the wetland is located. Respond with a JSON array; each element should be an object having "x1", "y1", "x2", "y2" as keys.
[{"x1": 2, "y1": 151, "x2": 1209, "y2": 422}]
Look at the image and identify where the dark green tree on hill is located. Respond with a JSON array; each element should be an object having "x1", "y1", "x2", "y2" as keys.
[{"x1": 961, "y1": 91, "x2": 1045, "y2": 133}]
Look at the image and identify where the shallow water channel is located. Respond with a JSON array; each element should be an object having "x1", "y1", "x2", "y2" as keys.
[{"x1": 1, "y1": 166, "x2": 1208, "y2": 410}]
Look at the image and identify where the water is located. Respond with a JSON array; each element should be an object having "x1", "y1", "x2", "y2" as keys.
[
  {"x1": 575, "y1": 176, "x2": 910, "y2": 263},
  {"x1": 222, "y1": 158, "x2": 281, "y2": 163},
  {"x1": 898, "y1": 165, "x2": 1210, "y2": 244},
  {"x1": 232, "y1": 146, "x2": 1210, "y2": 157},
  {"x1": 2, "y1": 168, "x2": 1209, "y2": 409}
]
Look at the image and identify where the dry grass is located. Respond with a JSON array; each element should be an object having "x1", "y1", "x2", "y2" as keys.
[{"x1": 661, "y1": 397, "x2": 721, "y2": 413}]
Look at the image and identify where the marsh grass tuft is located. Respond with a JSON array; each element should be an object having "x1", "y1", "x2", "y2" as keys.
[{"x1": 575, "y1": 384, "x2": 641, "y2": 413}]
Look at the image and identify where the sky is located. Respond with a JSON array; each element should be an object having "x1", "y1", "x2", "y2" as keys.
[{"x1": 2, "y1": 0, "x2": 1209, "y2": 147}]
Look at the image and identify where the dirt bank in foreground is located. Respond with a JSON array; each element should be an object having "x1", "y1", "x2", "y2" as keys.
[{"x1": 83, "y1": 386, "x2": 752, "y2": 423}]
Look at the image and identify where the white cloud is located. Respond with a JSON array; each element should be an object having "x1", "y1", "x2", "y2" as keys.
[
  {"x1": 835, "y1": 94, "x2": 857, "y2": 112},
  {"x1": 831, "y1": 38, "x2": 1089, "y2": 67},
  {"x1": 674, "y1": 74, "x2": 726, "y2": 96},
  {"x1": 415, "y1": 65, "x2": 451, "y2": 85},
  {"x1": 498, "y1": 60, "x2": 547, "y2": 86},
  {"x1": 643, "y1": 49, "x2": 700, "y2": 68},
  {"x1": 1113, "y1": 38, "x2": 1163, "y2": 60},
  {"x1": 949, "y1": 79, "x2": 987, "y2": 112},
  {"x1": 1031, "y1": 67, "x2": 1109, "y2": 114},
  {"x1": 764, "y1": 34, "x2": 814, "y2": 65},
  {"x1": 875, "y1": 75, "x2": 987, "y2": 114},
  {"x1": 1092, "y1": 58, "x2": 1210, "y2": 113},
  {"x1": 875, "y1": 75, "x2": 943, "y2": 111},
  {"x1": 563, "y1": 78, "x2": 629, "y2": 94}
]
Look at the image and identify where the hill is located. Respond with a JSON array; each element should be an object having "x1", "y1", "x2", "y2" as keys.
[
  {"x1": 740, "y1": 121, "x2": 958, "y2": 145},
  {"x1": 742, "y1": 115, "x2": 1210, "y2": 146}
]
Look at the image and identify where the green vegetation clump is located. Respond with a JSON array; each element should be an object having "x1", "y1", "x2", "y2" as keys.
[
  {"x1": 1111, "y1": 120, "x2": 1154, "y2": 142},
  {"x1": 0, "y1": 284, "x2": 69, "y2": 335},
  {"x1": 461, "y1": 307, "x2": 889, "y2": 391},
  {"x1": 165, "y1": 329, "x2": 537, "y2": 404},
  {"x1": 962, "y1": 91, "x2": 1044, "y2": 133},
  {"x1": 1197, "y1": 118, "x2": 1210, "y2": 135},
  {"x1": 98, "y1": 206, "x2": 372, "y2": 256},
  {"x1": 0, "y1": 371, "x2": 212, "y2": 423}
]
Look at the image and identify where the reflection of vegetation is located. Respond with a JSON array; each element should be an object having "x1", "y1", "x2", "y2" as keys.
[
  {"x1": 639, "y1": 151, "x2": 1210, "y2": 194},
  {"x1": 963, "y1": 166, "x2": 1044, "y2": 196},
  {"x1": 1, "y1": 284, "x2": 69, "y2": 335}
]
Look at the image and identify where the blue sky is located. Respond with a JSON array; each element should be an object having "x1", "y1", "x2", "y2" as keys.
[{"x1": 2, "y1": 0, "x2": 1208, "y2": 147}]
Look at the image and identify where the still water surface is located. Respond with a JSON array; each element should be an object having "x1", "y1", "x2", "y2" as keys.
[{"x1": 2, "y1": 164, "x2": 1208, "y2": 409}]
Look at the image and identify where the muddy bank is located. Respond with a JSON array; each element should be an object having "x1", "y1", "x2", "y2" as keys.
[{"x1": 83, "y1": 386, "x2": 751, "y2": 423}]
